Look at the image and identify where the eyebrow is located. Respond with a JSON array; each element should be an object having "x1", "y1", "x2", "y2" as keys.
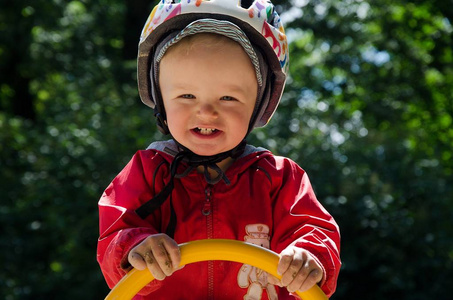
[
  {"x1": 222, "y1": 83, "x2": 254, "y2": 96},
  {"x1": 166, "y1": 81, "x2": 256, "y2": 96}
]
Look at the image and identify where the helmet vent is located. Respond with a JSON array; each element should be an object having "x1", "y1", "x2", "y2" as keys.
[{"x1": 240, "y1": 0, "x2": 255, "y2": 9}]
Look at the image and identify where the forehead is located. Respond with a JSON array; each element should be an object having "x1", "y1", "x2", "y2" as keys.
[
  {"x1": 163, "y1": 33, "x2": 244, "y2": 56},
  {"x1": 160, "y1": 33, "x2": 258, "y2": 83},
  {"x1": 159, "y1": 34, "x2": 258, "y2": 100},
  {"x1": 160, "y1": 40, "x2": 257, "y2": 87}
]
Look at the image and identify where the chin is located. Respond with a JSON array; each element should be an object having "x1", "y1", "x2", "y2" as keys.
[
  {"x1": 189, "y1": 145, "x2": 231, "y2": 157},
  {"x1": 191, "y1": 149, "x2": 220, "y2": 157}
]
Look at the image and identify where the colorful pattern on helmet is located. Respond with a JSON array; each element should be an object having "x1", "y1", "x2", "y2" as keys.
[{"x1": 139, "y1": 0, "x2": 288, "y2": 74}]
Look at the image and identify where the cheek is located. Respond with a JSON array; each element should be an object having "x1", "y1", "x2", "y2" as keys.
[
  {"x1": 165, "y1": 108, "x2": 182, "y2": 131},
  {"x1": 166, "y1": 104, "x2": 193, "y2": 132},
  {"x1": 230, "y1": 109, "x2": 253, "y2": 132},
  {"x1": 167, "y1": 115, "x2": 181, "y2": 129}
]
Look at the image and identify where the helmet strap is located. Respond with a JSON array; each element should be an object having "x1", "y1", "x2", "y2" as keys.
[
  {"x1": 154, "y1": 107, "x2": 170, "y2": 135},
  {"x1": 135, "y1": 139, "x2": 247, "y2": 220}
]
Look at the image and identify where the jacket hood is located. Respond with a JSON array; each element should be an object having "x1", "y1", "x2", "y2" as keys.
[{"x1": 147, "y1": 139, "x2": 273, "y2": 177}]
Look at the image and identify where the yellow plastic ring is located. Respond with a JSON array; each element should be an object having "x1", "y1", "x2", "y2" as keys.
[{"x1": 105, "y1": 239, "x2": 328, "y2": 300}]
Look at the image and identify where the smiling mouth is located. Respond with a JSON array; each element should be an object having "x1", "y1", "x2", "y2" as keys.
[{"x1": 195, "y1": 127, "x2": 218, "y2": 135}]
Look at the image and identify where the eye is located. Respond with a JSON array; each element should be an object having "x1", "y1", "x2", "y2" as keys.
[
  {"x1": 220, "y1": 96, "x2": 237, "y2": 101},
  {"x1": 180, "y1": 94, "x2": 195, "y2": 99}
]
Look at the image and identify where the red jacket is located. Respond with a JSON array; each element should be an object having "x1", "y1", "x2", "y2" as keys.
[{"x1": 97, "y1": 142, "x2": 341, "y2": 299}]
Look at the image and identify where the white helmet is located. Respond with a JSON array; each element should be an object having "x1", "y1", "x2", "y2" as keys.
[{"x1": 137, "y1": 0, "x2": 289, "y2": 133}]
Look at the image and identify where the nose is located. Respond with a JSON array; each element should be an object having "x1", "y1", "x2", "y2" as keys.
[{"x1": 197, "y1": 101, "x2": 218, "y2": 120}]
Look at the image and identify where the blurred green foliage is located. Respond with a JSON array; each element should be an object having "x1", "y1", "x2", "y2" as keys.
[{"x1": 1, "y1": 0, "x2": 452, "y2": 299}]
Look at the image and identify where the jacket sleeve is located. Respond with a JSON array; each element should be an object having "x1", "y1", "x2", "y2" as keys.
[
  {"x1": 97, "y1": 150, "x2": 168, "y2": 294},
  {"x1": 269, "y1": 157, "x2": 341, "y2": 298}
]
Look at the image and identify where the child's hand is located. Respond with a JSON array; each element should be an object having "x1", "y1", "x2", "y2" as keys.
[
  {"x1": 268, "y1": 246, "x2": 323, "y2": 294},
  {"x1": 128, "y1": 233, "x2": 181, "y2": 280}
]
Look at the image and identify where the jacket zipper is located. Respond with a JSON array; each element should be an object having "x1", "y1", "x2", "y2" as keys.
[
  {"x1": 203, "y1": 185, "x2": 214, "y2": 299},
  {"x1": 202, "y1": 186, "x2": 212, "y2": 217}
]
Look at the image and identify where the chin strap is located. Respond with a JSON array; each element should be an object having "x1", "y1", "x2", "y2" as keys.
[{"x1": 135, "y1": 140, "x2": 247, "y2": 228}]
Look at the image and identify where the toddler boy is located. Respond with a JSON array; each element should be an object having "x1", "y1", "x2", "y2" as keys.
[{"x1": 97, "y1": 1, "x2": 340, "y2": 299}]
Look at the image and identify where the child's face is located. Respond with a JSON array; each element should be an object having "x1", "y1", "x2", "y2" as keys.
[{"x1": 159, "y1": 34, "x2": 258, "y2": 156}]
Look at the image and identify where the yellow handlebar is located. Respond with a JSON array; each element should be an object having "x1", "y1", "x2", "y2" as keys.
[{"x1": 105, "y1": 239, "x2": 328, "y2": 300}]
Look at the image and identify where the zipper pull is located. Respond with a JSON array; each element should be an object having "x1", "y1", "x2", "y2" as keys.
[{"x1": 202, "y1": 186, "x2": 212, "y2": 216}]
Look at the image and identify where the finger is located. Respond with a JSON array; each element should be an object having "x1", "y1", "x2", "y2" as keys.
[
  {"x1": 286, "y1": 267, "x2": 309, "y2": 293},
  {"x1": 286, "y1": 269, "x2": 303, "y2": 293},
  {"x1": 144, "y1": 251, "x2": 166, "y2": 281},
  {"x1": 277, "y1": 248, "x2": 295, "y2": 276},
  {"x1": 152, "y1": 242, "x2": 176, "y2": 276},
  {"x1": 285, "y1": 256, "x2": 310, "y2": 293},
  {"x1": 287, "y1": 257, "x2": 323, "y2": 293},
  {"x1": 149, "y1": 242, "x2": 172, "y2": 277},
  {"x1": 299, "y1": 268, "x2": 323, "y2": 293},
  {"x1": 128, "y1": 251, "x2": 147, "y2": 270},
  {"x1": 280, "y1": 252, "x2": 304, "y2": 286},
  {"x1": 161, "y1": 237, "x2": 181, "y2": 271}
]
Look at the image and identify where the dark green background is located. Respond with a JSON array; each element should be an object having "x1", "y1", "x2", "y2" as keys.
[{"x1": 1, "y1": 0, "x2": 452, "y2": 299}]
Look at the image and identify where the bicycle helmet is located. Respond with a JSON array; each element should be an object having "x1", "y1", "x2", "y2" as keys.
[{"x1": 137, "y1": 0, "x2": 289, "y2": 133}]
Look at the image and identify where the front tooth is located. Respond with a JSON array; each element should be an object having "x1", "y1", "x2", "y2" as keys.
[{"x1": 199, "y1": 128, "x2": 214, "y2": 135}]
